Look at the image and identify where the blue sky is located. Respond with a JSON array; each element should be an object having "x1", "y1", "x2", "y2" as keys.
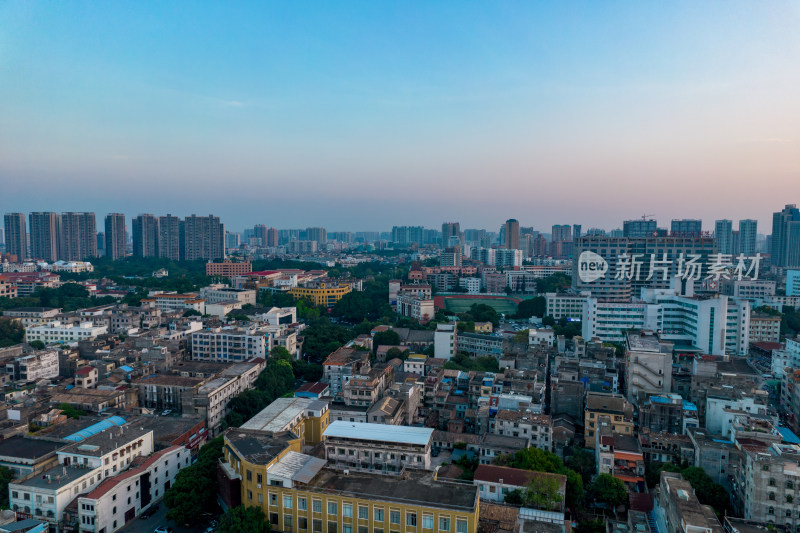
[{"x1": 1, "y1": 1, "x2": 799, "y2": 232}]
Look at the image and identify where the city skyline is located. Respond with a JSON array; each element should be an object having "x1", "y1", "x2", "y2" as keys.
[{"x1": 2, "y1": 2, "x2": 799, "y2": 230}]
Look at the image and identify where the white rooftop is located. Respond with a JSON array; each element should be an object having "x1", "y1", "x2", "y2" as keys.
[
  {"x1": 267, "y1": 451, "x2": 326, "y2": 483},
  {"x1": 323, "y1": 421, "x2": 433, "y2": 446},
  {"x1": 241, "y1": 397, "x2": 316, "y2": 432}
]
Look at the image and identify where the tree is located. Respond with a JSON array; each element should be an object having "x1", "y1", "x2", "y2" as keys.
[
  {"x1": 513, "y1": 329, "x2": 529, "y2": 344},
  {"x1": 525, "y1": 474, "x2": 564, "y2": 511},
  {"x1": 183, "y1": 309, "x2": 202, "y2": 317},
  {"x1": 504, "y1": 489, "x2": 524, "y2": 505},
  {"x1": 515, "y1": 297, "x2": 546, "y2": 319},
  {"x1": 218, "y1": 505, "x2": 270, "y2": 533},
  {"x1": 0, "y1": 318, "x2": 24, "y2": 348},
  {"x1": 504, "y1": 447, "x2": 584, "y2": 511},
  {"x1": 373, "y1": 329, "x2": 401, "y2": 351},
  {"x1": 165, "y1": 436, "x2": 223, "y2": 526},
  {"x1": 588, "y1": 474, "x2": 627, "y2": 509},
  {"x1": 565, "y1": 446, "x2": 596, "y2": 485},
  {"x1": 57, "y1": 403, "x2": 86, "y2": 419},
  {"x1": 0, "y1": 466, "x2": 14, "y2": 508},
  {"x1": 28, "y1": 340, "x2": 45, "y2": 350},
  {"x1": 270, "y1": 346, "x2": 292, "y2": 361}
]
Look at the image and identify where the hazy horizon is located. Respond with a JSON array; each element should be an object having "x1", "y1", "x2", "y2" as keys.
[{"x1": 2, "y1": 2, "x2": 799, "y2": 232}]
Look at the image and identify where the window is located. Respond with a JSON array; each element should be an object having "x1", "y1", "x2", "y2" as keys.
[
  {"x1": 456, "y1": 519, "x2": 468, "y2": 533},
  {"x1": 359, "y1": 528, "x2": 369, "y2": 533},
  {"x1": 300, "y1": 497, "x2": 308, "y2": 511},
  {"x1": 375, "y1": 509, "x2": 385, "y2": 522},
  {"x1": 344, "y1": 527, "x2": 353, "y2": 533},
  {"x1": 300, "y1": 518, "x2": 308, "y2": 530},
  {"x1": 329, "y1": 522, "x2": 338, "y2": 533},
  {"x1": 285, "y1": 515, "x2": 294, "y2": 530},
  {"x1": 407, "y1": 513, "x2": 417, "y2": 527},
  {"x1": 391, "y1": 511, "x2": 401, "y2": 525},
  {"x1": 375, "y1": 529, "x2": 384, "y2": 533},
  {"x1": 271, "y1": 494, "x2": 278, "y2": 506},
  {"x1": 271, "y1": 513, "x2": 280, "y2": 525},
  {"x1": 314, "y1": 500, "x2": 323, "y2": 513},
  {"x1": 770, "y1": 493, "x2": 776, "y2": 501},
  {"x1": 247, "y1": 470, "x2": 252, "y2": 481},
  {"x1": 328, "y1": 502, "x2": 338, "y2": 515},
  {"x1": 248, "y1": 491, "x2": 253, "y2": 501},
  {"x1": 359, "y1": 506, "x2": 369, "y2": 520},
  {"x1": 314, "y1": 520, "x2": 323, "y2": 532},
  {"x1": 423, "y1": 516, "x2": 434, "y2": 529},
  {"x1": 285, "y1": 496, "x2": 294, "y2": 509},
  {"x1": 344, "y1": 503, "x2": 353, "y2": 518},
  {"x1": 439, "y1": 518, "x2": 450, "y2": 532}
]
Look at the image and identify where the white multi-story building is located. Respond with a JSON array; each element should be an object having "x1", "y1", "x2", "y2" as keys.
[
  {"x1": 735, "y1": 442, "x2": 800, "y2": 529},
  {"x1": 139, "y1": 293, "x2": 206, "y2": 314},
  {"x1": 396, "y1": 293, "x2": 434, "y2": 323},
  {"x1": 492, "y1": 411, "x2": 552, "y2": 451},
  {"x1": 8, "y1": 426, "x2": 154, "y2": 527},
  {"x1": 322, "y1": 421, "x2": 433, "y2": 474},
  {"x1": 434, "y1": 324, "x2": 456, "y2": 360},
  {"x1": 78, "y1": 445, "x2": 190, "y2": 533},
  {"x1": 719, "y1": 278, "x2": 776, "y2": 300},
  {"x1": 545, "y1": 292, "x2": 587, "y2": 320},
  {"x1": 48, "y1": 261, "x2": 94, "y2": 273},
  {"x1": 773, "y1": 338, "x2": 800, "y2": 378},
  {"x1": 494, "y1": 248, "x2": 523, "y2": 269},
  {"x1": 25, "y1": 321, "x2": 108, "y2": 345},
  {"x1": 625, "y1": 331, "x2": 673, "y2": 405},
  {"x1": 6, "y1": 350, "x2": 59, "y2": 381},
  {"x1": 459, "y1": 277, "x2": 481, "y2": 294},
  {"x1": 190, "y1": 325, "x2": 272, "y2": 362},
  {"x1": 750, "y1": 313, "x2": 782, "y2": 343},
  {"x1": 2, "y1": 307, "x2": 61, "y2": 327},
  {"x1": 199, "y1": 284, "x2": 256, "y2": 306}
]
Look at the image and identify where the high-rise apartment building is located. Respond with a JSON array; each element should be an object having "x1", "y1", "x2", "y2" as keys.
[
  {"x1": 441, "y1": 222, "x2": 461, "y2": 249},
  {"x1": 504, "y1": 219, "x2": 520, "y2": 250},
  {"x1": 737, "y1": 219, "x2": 757, "y2": 256},
  {"x1": 714, "y1": 219, "x2": 733, "y2": 255},
  {"x1": 391, "y1": 226, "x2": 424, "y2": 247},
  {"x1": 253, "y1": 224, "x2": 268, "y2": 246},
  {"x1": 3, "y1": 213, "x2": 27, "y2": 260},
  {"x1": 772, "y1": 204, "x2": 800, "y2": 268},
  {"x1": 132, "y1": 214, "x2": 159, "y2": 257},
  {"x1": 157, "y1": 214, "x2": 181, "y2": 260},
  {"x1": 59, "y1": 212, "x2": 97, "y2": 261},
  {"x1": 29, "y1": 212, "x2": 60, "y2": 262},
  {"x1": 183, "y1": 214, "x2": 224, "y2": 261},
  {"x1": 266, "y1": 227, "x2": 278, "y2": 247},
  {"x1": 670, "y1": 219, "x2": 702, "y2": 236},
  {"x1": 104, "y1": 213, "x2": 127, "y2": 260},
  {"x1": 573, "y1": 224, "x2": 582, "y2": 239},
  {"x1": 551, "y1": 224, "x2": 572, "y2": 243},
  {"x1": 623, "y1": 219, "x2": 658, "y2": 238},
  {"x1": 305, "y1": 227, "x2": 327, "y2": 245}
]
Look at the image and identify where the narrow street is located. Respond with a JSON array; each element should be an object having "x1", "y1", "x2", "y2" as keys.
[{"x1": 116, "y1": 504, "x2": 213, "y2": 533}]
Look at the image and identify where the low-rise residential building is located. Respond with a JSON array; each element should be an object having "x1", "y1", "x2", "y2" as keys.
[
  {"x1": 323, "y1": 421, "x2": 433, "y2": 474},
  {"x1": 596, "y1": 433, "x2": 645, "y2": 490},
  {"x1": 457, "y1": 332, "x2": 503, "y2": 358},
  {"x1": 396, "y1": 293, "x2": 435, "y2": 324},
  {"x1": 322, "y1": 347, "x2": 371, "y2": 398},
  {"x1": 0, "y1": 278, "x2": 17, "y2": 298},
  {"x1": 25, "y1": 321, "x2": 108, "y2": 345},
  {"x1": 584, "y1": 392, "x2": 635, "y2": 448},
  {"x1": 749, "y1": 313, "x2": 782, "y2": 343},
  {"x1": 139, "y1": 293, "x2": 206, "y2": 314},
  {"x1": 205, "y1": 260, "x2": 253, "y2": 277},
  {"x1": 545, "y1": 293, "x2": 586, "y2": 321},
  {"x1": 719, "y1": 278, "x2": 776, "y2": 300},
  {"x1": 75, "y1": 366, "x2": 99, "y2": 388},
  {"x1": 474, "y1": 465, "x2": 566, "y2": 512},
  {"x1": 199, "y1": 284, "x2": 257, "y2": 306},
  {"x1": 625, "y1": 331, "x2": 673, "y2": 405},
  {"x1": 1, "y1": 307, "x2": 60, "y2": 327},
  {"x1": 734, "y1": 441, "x2": 800, "y2": 529},
  {"x1": 6, "y1": 350, "x2": 59, "y2": 381},
  {"x1": 492, "y1": 412, "x2": 552, "y2": 451},
  {"x1": 654, "y1": 471, "x2": 722, "y2": 533}
]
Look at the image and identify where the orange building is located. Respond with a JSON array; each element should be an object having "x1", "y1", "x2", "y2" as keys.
[{"x1": 205, "y1": 260, "x2": 253, "y2": 277}]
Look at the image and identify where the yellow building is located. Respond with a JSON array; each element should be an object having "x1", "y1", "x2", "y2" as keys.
[
  {"x1": 473, "y1": 322, "x2": 493, "y2": 334},
  {"x1": 290, "y1": 281, "x2": 353, "y2": 307},
  {"x1": 240, "y1": 397, "x2": 330, "y2": 447},
  {"x1": 584, "y1": 392, "x2": 635, "y2": 448},
  {"x1": 221, "y1": 429, "x2": 480, "y2": 533}
]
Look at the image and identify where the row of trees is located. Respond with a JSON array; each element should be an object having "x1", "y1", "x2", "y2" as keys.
[{"x1": 0, "y1": 283, "x2": 118, "y2": 313}]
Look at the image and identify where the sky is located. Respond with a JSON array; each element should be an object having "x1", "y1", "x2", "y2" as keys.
[{"x1": 1, "y1": 1, "x2": 799, "y2": 233}]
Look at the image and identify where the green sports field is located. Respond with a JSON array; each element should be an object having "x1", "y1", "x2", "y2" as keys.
[{"x1": 442, "y1": 297, "x2": 518, "y2": 315}]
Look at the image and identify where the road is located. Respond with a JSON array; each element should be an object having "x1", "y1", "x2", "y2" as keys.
[{"x1": 117, "y1": 503, "x2": 214, "y2": 533}]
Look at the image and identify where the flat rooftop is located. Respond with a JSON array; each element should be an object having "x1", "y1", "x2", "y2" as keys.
[
  {"x1": 626, "y1": 332, "x2": 663, "y2": 353},
  {"x1": 306, "y1": 468, "x2": 478, "y2": 511},
  {"x1": 58, "y1": 425, "x2": 153, "y2": 457},
  {"x1": 267, "y1": 451, "x2": 326, "y2": 483},
  {"x1": 241, "y1": 397, "x2": 320, "y2": 432},
  {"x1": 15, "y1": 463, "x2": 92, "y2": 490},
  {"x1": 323, "y1": 421, "x2": 433, "y2": 446},
  {"x1": 225, "y1": 428, "x2": 297, "y2": 465},
  {"x1": 0, "y1": 436, "x2": 64, "y2": 460}
]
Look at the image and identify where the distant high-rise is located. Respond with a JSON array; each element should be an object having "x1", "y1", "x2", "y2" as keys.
[
  {"x1": 97, "y1": 232, "x2": 105, "y2": 257},
  {"x1": 441, "y1": 222, "x2": 461, "y2": 249},
  {"x1": 670, "y1": 219, "x2": 702, "y2": 236},
  {"x1": 29, "y1": 212, "x2": 60, "y2": 262},
  {"x1": 225, "y1": 231, "x2": 241, "y2": 249},
  {"x1": 104, "y1": 213, "x2": 127, "y2": 260},
  {"x1": 573, "y1": 224, "x2": 582, "y2": 239},
  {"x1": 738, "y1": 219, "x2": 757, "y2": 256},
  {"x1": 253, "y1": 224, "x2": 268, "y2": 246},
  {"x1": 623, "y1": 219, "x2": 658, "y2": 238},
  {"x1": 772, "y1": 204, "x2": 800, "y2": 268},
  {"x1": 504, "y1": 219, "x2": 520, "y2": 250},
  {"x1": 266, "y1": 227, "x2": 279, "y2": 247},
  {"x1": 132, "y1": 214, "x2": 159, "y2": 257},
  {"x1": 4, "y1": 213, "x2": 27, "y2": 259},
  {"x1": 59, "y1": 212, "x2": 97, "y2": 261},
  {"x1": 551, "y1": 224, "x2": 572, "y2": 243},
  {"x1": 157, "y1": 214, "x2": 181, "y2": 260},
  {"x1": 305, "y1": 227, "x2": 327, "y2": 245},
  {"x1": 714, "y1": 219, "x2": 733, "y2": 255},
  {"x1": 183, "y1": 214, "x2": 224, "y2": 261}
]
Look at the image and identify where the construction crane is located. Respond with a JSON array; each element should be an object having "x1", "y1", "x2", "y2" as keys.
[{"x1": 640, "y1": 213, "x2": 655, "y2": 221}]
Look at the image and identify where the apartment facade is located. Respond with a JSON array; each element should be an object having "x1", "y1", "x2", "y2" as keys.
[
  {"x1": 190, "y1": 325, "x2": 272, "y2": 362},
  {"x1": 25, "y1": 321, "x2": 108, "y2": 345}
]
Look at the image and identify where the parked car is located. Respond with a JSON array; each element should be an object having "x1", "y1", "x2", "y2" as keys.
[{"x1": 154, "y1": 527, "x2": 173, "y2": 533}]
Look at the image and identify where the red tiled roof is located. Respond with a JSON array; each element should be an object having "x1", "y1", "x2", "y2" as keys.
[
  {"x1": 474, "y1": 465, "x2": 567, "y2": 491},
  {"x1": 85, "y1": 445, "x2": 183, "y2": 500},
  {"x1": 296, "y1": 382, "x2": 329, "y2": 394},
  {"x1": 76, "y1": 366, "x2": 96, "y2": 376}
]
